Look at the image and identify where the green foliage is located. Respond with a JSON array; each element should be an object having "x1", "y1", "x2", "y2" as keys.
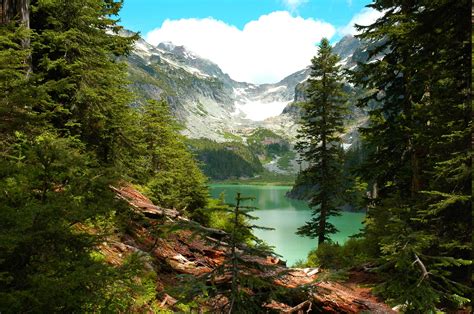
[
  {"x1": 0, "y1": 22, "x2": 38, "y2": 137},
  {"x1": 298, "y1": 238, "x2": 373, "y2": 270},
  {"x1": 342, "y1": 141, "x2": 370, "y2": 210},
  {"x1": 135, "y1": 100, "x2": 208, "y2": 211},
  {"x1": 289, "y1": 141, "x2": 370, "y2": 210},
  {"x1": 188, "y1": 138, "x2": 264, "y2": 180},
  {"x1": 213, "y1": 171, "x2": 296, "y2": 186},
  {"x1": 295, "y1": 38, "x2": 348, "y2": 245},
  {"x1": 277, "y1": 150, "x2": 296, "y2": 170},
  {"x1": 183, "y1": 193, "x2": 281, "y2": 313},
  {"x1": 188, "y1": 128, "x2": 294, "y2": 181},
  {"x1": 89, "y1": 254, "x2": 160, "y2": 313},
  {"x1": 0, "y1": 133, "x2": 146, "y2": 312},
  {"x1": 190, "y1": 193, "x2": 247, "y2": 237},
  {"x1": 211, "y1": 193, "x2": 280, "y2": 313},
  {"x1": 28, "y1": 0, "x2": 138, "y2": 165},
  {"x1": 0, "y1": 1, "x2": 210, "y2": 311},
  {"x1": 351, "y1": 0, "x2": 472, "y2": 310},
  {"x1": 222, "y1": 131, "x2": 242, "y2": 142},
  {"x1": 247, "y1": 127, "x2": 290, "y2": 157}
]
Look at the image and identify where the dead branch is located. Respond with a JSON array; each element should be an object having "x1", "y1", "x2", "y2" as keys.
[
  {"x1": 285, "y1": 300, "x2": 313, "y2": 313},
  {"x1": 160, "y1": 293, "x2": 177, "y2": 307},
  {"x1": 413, "y1": 253, "x2": 430, "y2": 286}
]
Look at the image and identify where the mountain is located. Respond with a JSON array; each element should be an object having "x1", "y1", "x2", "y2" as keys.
[
  {"x1": 126, "y1": 33, "x2": 365, "y2": 141},
  {"x1": 127, "y1": 34, "x2": 290, "y2": 140},
  {"x1": 266, "y1": 34, "x2": 372, "y2": 144},
  {"x1": 125, "y1": 32, "x2": 366, "y2": 176}
]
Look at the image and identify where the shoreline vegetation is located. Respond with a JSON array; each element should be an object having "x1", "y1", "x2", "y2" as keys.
[{"x1": 210, "y1": 173, "x2": 296, "y2": 186}]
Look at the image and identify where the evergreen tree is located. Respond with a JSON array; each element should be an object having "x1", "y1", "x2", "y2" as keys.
[
  {"x1": 0, "y1": 1, "x2": 160, "y2": 311},
  {"x1": 0, "y1": 1, "x2": 36, "y2": 143},
  {"x1": 29, "y1": 0, "x2": 137, "y2": 165},
  {"x1": 205, "y1": 193, "x2": 278, "y2": 313},
  {"x1": 0, "y1": 133, "x2": 148, "y2": 312},
  {"x1": 353, "y1": 0, "x2": 471, "y2": 310},
  {"x1": 295, "y1": 38, "x2": 347, "y2": 245},
  {"x1": 137, "y1": 100, "x2": 208, "y2": 212}
]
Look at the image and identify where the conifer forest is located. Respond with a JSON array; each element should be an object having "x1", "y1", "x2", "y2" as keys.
[{"x1": 0, "y1": 0, "x2": 471, "y2": 313}]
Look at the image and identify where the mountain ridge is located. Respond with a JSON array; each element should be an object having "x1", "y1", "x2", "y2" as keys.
[{"x1": 126, "y1": 32, "x2": 365, "y2": 143}]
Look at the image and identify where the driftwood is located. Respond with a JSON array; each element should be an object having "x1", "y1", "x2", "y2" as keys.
[
  {"x1": 111, "y1": 185, "x2": 227, "y2": 238},
  {"x1": 310, "y1": 280, "x2": 397, "y2": 314},
  {"x1": 177, "y1": 216, "x2": 227, "y2": 237}
]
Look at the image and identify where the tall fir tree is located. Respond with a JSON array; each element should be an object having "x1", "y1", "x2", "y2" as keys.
[
  {"x1": 137, "y1": 100, "x2": 208, "y2": 211},
  {"x1": 353, "y1": 0, "x2": 471, "y2": 310},
  {"x1": 29, "y1": 0, "x2": 137, "y2": 165},
  {"x1": 0, "y1": 1, "x2": 159, "y2": 311},
  {"x1": 295, "y1": 38, "x2": 347, "y2": 245}
]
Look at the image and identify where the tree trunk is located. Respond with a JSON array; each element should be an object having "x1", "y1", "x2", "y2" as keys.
[
  {"x1": 229, "y1": 193, "x2": 241, "y2": 313},
  {"x1": 1, "y1": 0, "x2": 31, "y2": 73},
  {"x1": 1, "y1": 0, "x2": 8, "y2": 23},
  {"x1": 1, "y1": 0, "x2": 28, "y2": 25},
  {"x1": 19, "y1": 0, "x2": 29, "y2": 49},
  {"x1": 318, "y1": 85, "x2": 328, "y2": 246}
]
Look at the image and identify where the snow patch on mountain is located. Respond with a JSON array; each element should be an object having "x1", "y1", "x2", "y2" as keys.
[
  {"x1": 128, "y1": 32, "x2": 366, "y2": 142},
  {"x1": 265, "y1": 85, "x2": 287, "y2": 94},
  {"x1": 235, "y1": 100, "x2": 291, "y2": 121}
]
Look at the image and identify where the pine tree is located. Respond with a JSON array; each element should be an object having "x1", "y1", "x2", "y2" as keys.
[
  {"x1": 0, "y1": 0, "x2": 36, "y2": 143},
  {"x1": 352, "y1": 0, "x2": 471, "y2": 310},
  {"x1": 0, "y1": 133, "x2": 143, "y2": 312},
  {"x1": 0, "y1": 1, "x2": 160, "y2": 311},
  {"x1": 207, "y1": 193, "x2": 278, "y2": 313},
  {"x1": 29, "y1": 0, "x2": 137, "y2": 165},
  {"x1": 295, "y1": 38, "x2": 347, "y2": 245},
  {"x1": 137, "y1": 100, "x2": 208, "y2": 212},
  {"x1": 175, "y1": 193, "x2": 279, "y2": 312}
]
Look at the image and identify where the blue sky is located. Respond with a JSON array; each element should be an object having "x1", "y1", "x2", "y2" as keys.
[
  {"x1": 120, "y1": 0, "x2": 372, "y2": 39},
  {"x1": 119, "y1": 0, "x2": 380, "y2": 84}
]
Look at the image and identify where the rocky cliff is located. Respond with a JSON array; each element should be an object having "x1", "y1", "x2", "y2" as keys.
[
  {"x1": 125, "y1": 32, "x2": 370, "y2": 175},
  {"x1": 126, "y1": 32, "x2": 366, "y2": 140}
]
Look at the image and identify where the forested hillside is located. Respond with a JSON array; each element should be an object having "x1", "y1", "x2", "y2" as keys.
[
  {"x1": 188, "y1": 128, "x2": 295, "y2": 180},
  {"x1": 188, "y1": 138, "x2": 264, "y2": 179}
]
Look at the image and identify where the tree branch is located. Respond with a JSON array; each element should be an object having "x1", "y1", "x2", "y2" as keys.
[{"x1": 413, "y1": 253, "x2": 430, "y2": 286}]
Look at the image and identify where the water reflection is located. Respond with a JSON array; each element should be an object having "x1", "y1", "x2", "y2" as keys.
[{"x1": 209, "y1": 184, "x2": 365, "y2": 266}]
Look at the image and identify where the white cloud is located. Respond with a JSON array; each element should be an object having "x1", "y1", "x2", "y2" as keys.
[
  {"x1": 282, "y1": 0, "x2": 308, "y2": 12},
  {"x1": 339, "y1": 8, "x2": 383, "y2": 35},
  {"x1": 146, "y1": 11, "x2": 335, "y2": 84}
]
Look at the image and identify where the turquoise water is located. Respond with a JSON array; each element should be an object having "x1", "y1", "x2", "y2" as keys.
[{"x1": 209, "y1": 184, "x2": 365, "y2": 266}]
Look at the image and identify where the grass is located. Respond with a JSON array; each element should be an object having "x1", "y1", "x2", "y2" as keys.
[
  {"x1": 195, "y1": 101, "x2": 208, "y2": 116},
  {"x1": 222, "y1": 131, "x2": 243, "y2": 142}
]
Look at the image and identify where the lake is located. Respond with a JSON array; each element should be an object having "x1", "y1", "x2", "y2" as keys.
[{"x1": 209, "y1": 184, "x2": 365, "y2": 266}]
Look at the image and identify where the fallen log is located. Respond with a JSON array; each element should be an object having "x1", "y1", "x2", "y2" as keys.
[
  {"x1": 110, "y1": 184, "x2": 397, "y2": 314},
  {"x1": 111, "y1": 185, "x2": 180, "y2": 218}
]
